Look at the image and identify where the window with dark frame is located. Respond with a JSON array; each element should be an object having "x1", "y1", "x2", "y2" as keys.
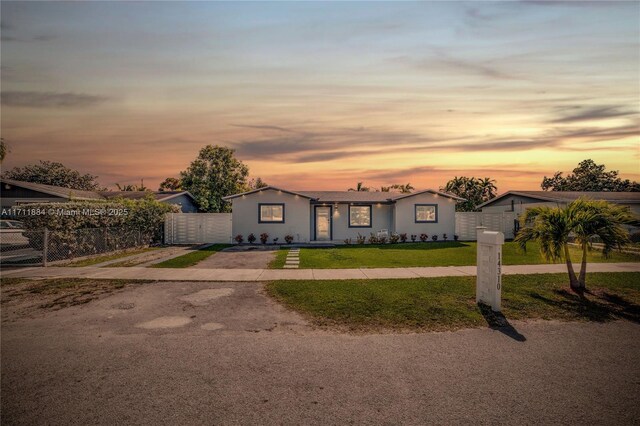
[
  {"x1": 415, "y1": 204, "x2": 437, "y2": 223},
  {"x1": 349, "y1": 205, "x2": 372, "y2": 227},
  {"x1": 259, "y1": 203, "x2": 284, "y2": 223}
]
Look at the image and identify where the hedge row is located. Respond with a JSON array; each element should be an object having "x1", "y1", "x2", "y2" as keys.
[{"x1": 18, "y1": 197, "x2": 178, "y2": 244}]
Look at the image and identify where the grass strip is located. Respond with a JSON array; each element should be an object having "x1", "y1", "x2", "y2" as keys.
[
  {"x1": 268, "y1": 249, "x2": 289, "y2": 269},
  {"x1": 267, "y1": 272, "x2": 640, "y2": 332},
  {"x1": 151, "y1": 244, "x2": 230, "y2": 268},
  {"x1": 291, "y1": 241, "x2": 640, "y2": 269}
]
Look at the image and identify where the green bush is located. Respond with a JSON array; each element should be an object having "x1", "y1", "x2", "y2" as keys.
[{"x1": 19, "y1": 196, "x2": 178, "y2": 258}]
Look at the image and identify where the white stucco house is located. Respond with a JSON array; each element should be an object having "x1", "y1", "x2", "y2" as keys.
[{"x1": 223, "y1": 186, "x2": 463, "y2": 243}]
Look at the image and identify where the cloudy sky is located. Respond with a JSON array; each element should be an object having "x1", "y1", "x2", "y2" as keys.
[{"x1": 1, "y1": 1, "x2": 638, "y2": 191}]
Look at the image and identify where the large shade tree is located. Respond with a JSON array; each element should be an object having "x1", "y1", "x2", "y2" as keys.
[
  {"x1": 441, "y1": 176, "x2": 497, "y2": 211},
  {"x1": 2, "y1": 160, "x2": 105, "y2": 191},
  {"x1": 180, "y1": 145, "x2": 249, "y2": 212},
  {"x1": 515, "y1": 198, "x2": 637, "y2": 291},
  {"x1": 158, "y1": 177, "x2": 182, "y2": 191},
  {"x1": 541, "y1": 159, "x2": 640, "y2": 192}
]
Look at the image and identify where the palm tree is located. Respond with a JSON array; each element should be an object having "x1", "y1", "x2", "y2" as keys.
[
  {"x1": 348, "y1": 182, "x2": 370, "y2": 192},
  {"x1": 515, "y1": 198, "x2": 637, "y2": 291},
  {"x1": 515, "y1": 205, "x2": 579, "y2": 289},
  {"x1": 478, "y1": 177, "x2": 497, "y2": 200},
  {"x1": 392, "y1": 183, "x2": 414, "y2": 193},
  {"x1": 443, "y1": 176, "x2": 467, "y2": 194},
  {"x1": 567, "y1": 199, "x2": 636, "y2": 287},
  {"x1": 116, "y1": 179, "x2": 148, "y2": 191}
]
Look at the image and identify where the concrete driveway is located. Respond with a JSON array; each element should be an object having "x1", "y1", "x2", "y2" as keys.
[
  {"x1": 192, "y1": 250, "x2": 276, "y2": 269},
  {"x1": 2, "y1": 281, "x2": 639, "y2": 425}
]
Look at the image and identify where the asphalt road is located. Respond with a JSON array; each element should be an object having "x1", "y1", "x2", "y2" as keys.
[{"x1": 2, "y1": 281, "x2": 639, "y2": 425}]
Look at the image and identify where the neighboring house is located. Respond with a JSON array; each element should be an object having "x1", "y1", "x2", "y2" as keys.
[
  {"x1": 477, "y1": 191, "x2": 640, "y2": 216},
  {"x1": 98, "y1": 191, "x2": 199, "y2": 213},
  {"x1": 0, "y1": 178, "x2": 199, "y2": 213},
  {"x1": 223, "y1": 186, "x2": 463, "y2": 243}
]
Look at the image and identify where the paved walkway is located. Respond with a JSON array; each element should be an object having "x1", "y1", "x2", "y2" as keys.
[{"x1": 3, "y1": 262, "x2": 639, "y2": 281}]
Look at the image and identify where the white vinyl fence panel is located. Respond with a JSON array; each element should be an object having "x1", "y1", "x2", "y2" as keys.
[
  {"x1": 455, "y1": 212, "x2": 518, "y2": 241},
  {"x1": 165, "y1": 213, "x2": 232, "y2": 244}
]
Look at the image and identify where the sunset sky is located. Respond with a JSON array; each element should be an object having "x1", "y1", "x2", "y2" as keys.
[{"x1": 1, "y1": 1, "x2": 638, "y2": 192}]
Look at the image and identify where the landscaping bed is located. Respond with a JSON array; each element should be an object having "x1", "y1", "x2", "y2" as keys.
[
  {"x1": 267, "y1": 272, "x2": 640, "y2": 332},
  {"x1": 270, "y1": 241, "x2": 640, "y2": 269}
]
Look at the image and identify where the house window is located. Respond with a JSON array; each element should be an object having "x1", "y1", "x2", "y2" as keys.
[
  {"x1": 349, "y1": 205, "x2": 372, "y2": 227},
  {"x1": 415, "y1": 204, "x2": 438, "y2": 223},
  {"x1": 259, "y1": 203, "x2": 284, "y2": 223}
]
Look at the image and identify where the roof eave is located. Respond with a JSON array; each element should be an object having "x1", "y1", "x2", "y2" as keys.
[
  {"x1": 476, "y1": 191, "x2": 561, "y2": 208},
  {"x1": 222, "y1": 186, "x2": 315, "y2": 201},
  {"x1": 156, "y1": 191, "x2": 197, "y2": 202},
  {"x1": 394, "y1": 189, "x2": 466, "y2": 202}
]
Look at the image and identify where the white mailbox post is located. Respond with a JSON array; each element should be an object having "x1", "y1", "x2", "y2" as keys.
[{"x1": 476, "y1": 227, "x2": 505, "y2": 312}]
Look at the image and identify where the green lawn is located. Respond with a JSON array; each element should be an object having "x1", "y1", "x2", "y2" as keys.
[
  {"x1": 64, "y1": 247, "x2": 159, "y2": 267},
  {"x1": 267, "y1": 272, "x2": 640, "y2": 332},
  {"x1": 151, "y1": 244, "x2": 230, "y2": 268},
  {"x1": 269, "y1": 249, "x2": 289, "y2": 269},
  {"x1": 269, "y1": 242, "x2": 640, "y2": 269}
]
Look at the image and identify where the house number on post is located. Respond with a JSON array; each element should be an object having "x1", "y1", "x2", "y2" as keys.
[{"x1": 476, "y1": 227, "x2": 505, "y2": 312}]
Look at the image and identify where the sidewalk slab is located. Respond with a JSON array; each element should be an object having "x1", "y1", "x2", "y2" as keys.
[
  {"x1": 409, "y1": 266, "x2": 473, "y2": 278},
  {"x1": 84, "y1": 268, "x2": 148, "y2": 280},
  {"x1": 3, "y1": 262, "x2": 638, "y2": 282},
  {"x1": 312, "y1": 269, "x2": 367, "y2": 280},
  {"x1": 257, "y1": 269, "x2": 314, "y2": 280},
  {"x1": 502, "y1": 264, "x2": 567, "y2": 275},
  {"x1": 197, "y1": 269, "x2": 264, "y2": 281},
  {"x1": 360, "y1": 268, "x2": 420, "y2": 279}
]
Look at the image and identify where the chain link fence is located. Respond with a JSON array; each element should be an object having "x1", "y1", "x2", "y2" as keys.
[{"x1": 0, "y1": 227, "x2": 154, "y2": 267}]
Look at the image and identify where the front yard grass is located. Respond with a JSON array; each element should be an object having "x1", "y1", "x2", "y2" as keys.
[
  {"x1": 64, "y1": 247, "x2": 159, "y2": 267},
  {"x1": 151, "y1": 244, "x2": 230, "y2": 268},
  {"x1": 269, "y1": 249, "x2": 289, "y2": 269},
  {"x1": 283, "y1": 241, "x2": 640, "y2": 269},
  {"x1": 267, "y1": 272, "x2": 640, "y2": 332}
]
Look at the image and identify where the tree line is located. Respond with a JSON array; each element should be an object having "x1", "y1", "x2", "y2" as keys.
[{"x1": 1, "y1": 138, "x2": 637, "y2": 213}]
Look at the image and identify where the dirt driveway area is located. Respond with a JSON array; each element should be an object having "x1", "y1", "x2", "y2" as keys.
[{"x1": 2, "y1": 279, "x2": 640, "y2": 425}]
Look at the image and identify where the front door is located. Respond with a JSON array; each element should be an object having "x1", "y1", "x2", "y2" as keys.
[{"x1": 315, "y1": 206, "x2": 332, "y2": 241}]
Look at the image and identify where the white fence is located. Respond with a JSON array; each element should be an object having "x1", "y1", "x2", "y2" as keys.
[
  {"x1": 164, "y1": 211, "x2": 516, "y2": 245},
  {"x1": 164, "y1": 213, "x2": 232, "y2": 244},
  {"x1": 455, "y1": 212, "x2": 518, "y2": 241}
]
